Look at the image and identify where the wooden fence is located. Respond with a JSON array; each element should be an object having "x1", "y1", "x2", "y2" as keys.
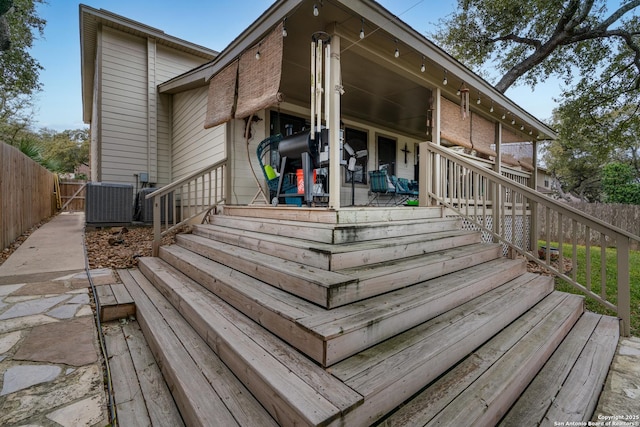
[
  {"x1": 1, "y1": 142, "x2": 56, "y2": 250},
  {"x1": 59, "y1": 180, "x2": 86, "y2": 211},
  {"x1": 538, "y1": 201, "x2": 640, "y2": 250}
]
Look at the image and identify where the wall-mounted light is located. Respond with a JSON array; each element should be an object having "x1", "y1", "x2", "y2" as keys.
[
  {"x1": 420, "y1": 56, "x2": 425, "y2": 73},
  {"x1": 394, "y1": 39, "x2": 399, "y2": 58},
  {"x1": 443, "y1": 70, "x2": 448, "y2": 85},
  {"x1": 360, "y1": 18, "x2": 365, "y2": 39},
  {"x1": 313, "y1": 3, "x2": 319, "y2": 16}
]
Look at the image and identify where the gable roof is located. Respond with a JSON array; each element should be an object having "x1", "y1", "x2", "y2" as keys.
[
  {"x1": 79, "y1": 4, "x2": 218, "y2": 123},
  {"x1": 159, "y1": 0, "x2": 557, "y2": 140}
]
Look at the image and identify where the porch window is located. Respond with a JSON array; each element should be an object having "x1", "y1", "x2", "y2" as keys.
[
  {"x1": 344, "y1": 127, "x2": 368, "y2": 185},
  {"x1": 377, "y1": 135, "x2": 397, "y2": 177}
]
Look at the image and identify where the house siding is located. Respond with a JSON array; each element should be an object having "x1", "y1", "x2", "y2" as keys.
[
  {"x1": 100, "y1": 27, "x2": 148, "y2": 185},
  {"x1": 172, "y1": 86, "x2": 226, "y2": 181},
  {"x1": 156, "y1": 45, "x2": 208, "y2": 186},
  {"x1": 96, "y1": 27, "x2": 212, "y2": 188}
]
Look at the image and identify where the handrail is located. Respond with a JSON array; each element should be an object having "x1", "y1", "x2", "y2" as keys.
[
  {"x1": 146, "y1": 159, "x2": 226, "y2": 256},
  {"x1": 421, "y1": 141, "x2": 638, "y2": 336}
]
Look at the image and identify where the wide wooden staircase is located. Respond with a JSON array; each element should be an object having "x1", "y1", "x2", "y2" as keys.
[{"x1": 118, "y1": 206, "x2": 619, "y2": 426}]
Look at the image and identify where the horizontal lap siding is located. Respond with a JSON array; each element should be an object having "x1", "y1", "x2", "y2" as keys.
[
  {"x1": 172, "y1": 87, "x2": 225, "y2": 181},
  {"x1": 156, "y1": 46, "x2": 211, "y2": 186},
  {"x1": 101, "y1": 28, "x2": 147, "y2": 184}
]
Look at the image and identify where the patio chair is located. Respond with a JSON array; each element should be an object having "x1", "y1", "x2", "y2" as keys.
[{"x1": 368, "y1": 169, "x2": 397, "y2": 205}]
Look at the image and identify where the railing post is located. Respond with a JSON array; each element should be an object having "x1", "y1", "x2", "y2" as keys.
[
  {"x1": 617, "y1": 236, "x2": 631, "y2": 337},
  {"x1": 152, "y1": 195, "x2": 161, "y2": 257}
]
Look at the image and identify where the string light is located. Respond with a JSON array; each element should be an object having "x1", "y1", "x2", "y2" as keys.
[
  {"x1": 520, "y1": 124, "x2": 525, "y2": 131},
  {"x1": 420, "y1": 56, "x2": 425, "y2": 73},
  {"x1": 282, "y1": 18, "x2": 287, "y2": 37},
  {"x1": 502, "y1": 110, "x2": 506, "y2": 120},
  {"x1": 476, "y1": 91, "x2": 481, "y2": 105},
  {"x1": 313, "y1": 3, "x2": 319, "y2": 16},
  {"x1": 511, "y1": 117, "x2": 516, "y2": 125},
  {"x1": 456, "y1": 83, "x2": 463, "y2": 96},
  {"x1": 255, "y1": 50, "x2": 261, "y2": 60},
  {"x1": 360, "y1": 18, "x2": 365, "y2": 39},
  {"x1": 394, "y1": 39, "x2": 399, "y2": 58},
  {"x1": 443, "y1": 70, "x2": 448, "y2": 85},
  {"x1": 489, "y1": 101, "x2": 494, "y2": 113},
  {"x1": 529, "y1": 129, "x2": 533, "y2": 135}
]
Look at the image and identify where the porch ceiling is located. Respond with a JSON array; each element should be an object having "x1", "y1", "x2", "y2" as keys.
[{"x1": 280, "y1": 1, "x2": 432, "y2": 138}]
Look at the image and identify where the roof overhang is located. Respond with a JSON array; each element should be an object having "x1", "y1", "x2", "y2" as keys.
[
  {"x1": 79, "y1": 4, "x2": 218, "y2": 123},
  {"x1": 161, "y1": 0, "x2": 557, "y2": 141}
]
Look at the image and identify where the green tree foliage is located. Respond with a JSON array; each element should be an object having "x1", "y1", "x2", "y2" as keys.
[
  {"x1": 434, "y1": 0, "x2": 640, "y2": 93},
  {"x1": 601, "y1": 162, "x2": 640, "y2": 204},
  {"x1": 40, "y1": 128, "x2": 90, "y2": 173},
  {"x1": 0, "y1": 0, "x2": 45, "y2": 130}
]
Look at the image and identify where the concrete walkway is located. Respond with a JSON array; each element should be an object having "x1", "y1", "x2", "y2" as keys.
[
  {"x1": 0, "y1": 212, "x2": 109, "y2": 426},
  {"x1": 0, "y1": 211, "x2": 637, "y2": 426}
]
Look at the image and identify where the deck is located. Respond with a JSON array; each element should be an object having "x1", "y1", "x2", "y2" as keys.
[{"x1": 98, "y1": 206, "x2": 620, "y2": 426}]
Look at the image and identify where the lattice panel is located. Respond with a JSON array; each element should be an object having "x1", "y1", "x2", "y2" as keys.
[{"x1": 455, "y1": 214, "x2": 531, "y2": 256}]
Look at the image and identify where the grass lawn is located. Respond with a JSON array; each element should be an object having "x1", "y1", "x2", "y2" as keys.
[{"x1": 542, "y1": 241, "x2": 640, "y2": 337}]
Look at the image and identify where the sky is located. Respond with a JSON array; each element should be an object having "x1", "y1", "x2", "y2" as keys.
[{"x1": 29, "y1": 0, "x2": 567, "y2": 132}]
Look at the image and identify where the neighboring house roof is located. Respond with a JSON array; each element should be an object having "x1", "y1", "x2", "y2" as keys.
[
  {"x1": 79, "y1": 4, "x2": 218, "y2": 123},
  {"x1": 159, "y1": 0, "x2": 557, "y2": 141}
]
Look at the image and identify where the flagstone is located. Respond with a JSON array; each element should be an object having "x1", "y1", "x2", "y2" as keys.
[
  {"x1": 46, "y1": 394, "x2": 106, "y2": 427},
  {"x1": 0, "y1": 330, "x2": 22, "y2": 353},
  {"x1": 0, "y1": 295, "x2": 69, "y2": 320},
  {"x1": 0, "y1": 364, "x2": 62, "y2": 396},
  {"x1": 0, "y1": 284, "x2": 25, "y2": 296},
  {"x1": 0, "y1": 314, "x2": 59, "y2": 334},
  {"x1": 13, "y1": 317, "x2": 98, "y2": 366},
  {"x1": 47, "y1": 304, "x2": 81, "y2": 320}
]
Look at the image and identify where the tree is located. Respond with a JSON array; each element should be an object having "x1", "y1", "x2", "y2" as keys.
[
  {"x1": 434, "y1": 0, "x2": 640, "y2": 93},
  {"x1": 0, "y1": 0, "x2": 45, "y2": 131},
  {"x1": 601, "y1": 162, "x2": 640, "y2": 204},
  {"x1": 40, "y1": 128, "x2": 90, "y2": 174}
]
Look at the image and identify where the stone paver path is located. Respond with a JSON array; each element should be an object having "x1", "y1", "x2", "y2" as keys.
[{"x1": 0, "y1": 270, "x2": 108, "y2": 426}]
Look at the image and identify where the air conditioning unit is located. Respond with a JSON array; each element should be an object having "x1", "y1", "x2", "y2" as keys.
[
  {"x1": 135, "y1": 188, "x2": 173, "y2": 224},
  {"x1": 85, "y1": 182, "x2": 133, "y2": 225}
]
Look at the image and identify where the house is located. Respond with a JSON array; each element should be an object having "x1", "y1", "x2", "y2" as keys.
[
  {"x1": 80, "y1": 1, "x2": 633, "y2": 426},
  {"x1": 80, "y1": 0, "x2": 555, "y2": 208}
]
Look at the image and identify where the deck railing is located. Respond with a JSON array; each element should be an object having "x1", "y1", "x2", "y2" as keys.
[
  {"x1": 146, "y1": 160, "x2": 226, "y2": 256},
  {"x1": 421, "y1": 142, "x2": 637, "y2": 336}
]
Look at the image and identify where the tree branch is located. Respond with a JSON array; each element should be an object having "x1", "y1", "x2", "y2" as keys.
[{"x1": 487, "y1": 33, "x2": 541, "y2": 48}]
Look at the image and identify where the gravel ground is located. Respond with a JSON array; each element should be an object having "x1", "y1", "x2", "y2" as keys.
[{"x1": 84, "y1": 225, "x2": 184, "y2": 269}]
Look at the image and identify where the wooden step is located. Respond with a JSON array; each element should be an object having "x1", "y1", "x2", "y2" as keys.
[
  {"x1": 96, "y1": 283, "x2": 135, "y2": 322},
  {"x1": 335, "y1": 242, "x2": 502, "y2": 304},
  {"x1": 145, "y1": 250, "x2": 525, "y2": 366},
  {"x1": 104, "y1": 320, "x2": 185, "y2": 426},
  {"x1": 193, "y1": 223, "x2": 477, "y2": 270},
  {"x1": 221, "y1": 205, "x2": 444, "y2": 224},
  {"x1": 118, "y1": 269, "x2": 279, "y2": 427},
  {"x1": 174, "y1": 234, "x2": 501, "y2": 308},
  {"x1": 132, "y1": 260, "x2": 364, "y2": 426},
  {"x1": 174, "y1": 233, "x2": 356, "y2": 308},
  {"x1": 208, "y1": 213, "x2": 460, "y2": 244},
  {"x1": 329, "y1": 273, "x2": 554, "y2": 426},
  {"x1": 382, "y1": 292, "x2": 585, "y2": 426},
  {"x1": 500, "y1": 312, "x2": 619, "y2": 425}
]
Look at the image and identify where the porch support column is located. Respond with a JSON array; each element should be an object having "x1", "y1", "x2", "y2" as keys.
[
  {"x1": 529, "y1": 138, "x2": 539, "y2": 253},
  {"x1": 419, "y1": 87, "x2": 440, "y2": 207},
  {"x1": 328, "y1": 34, "x2": 341, "y2": 209}
]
